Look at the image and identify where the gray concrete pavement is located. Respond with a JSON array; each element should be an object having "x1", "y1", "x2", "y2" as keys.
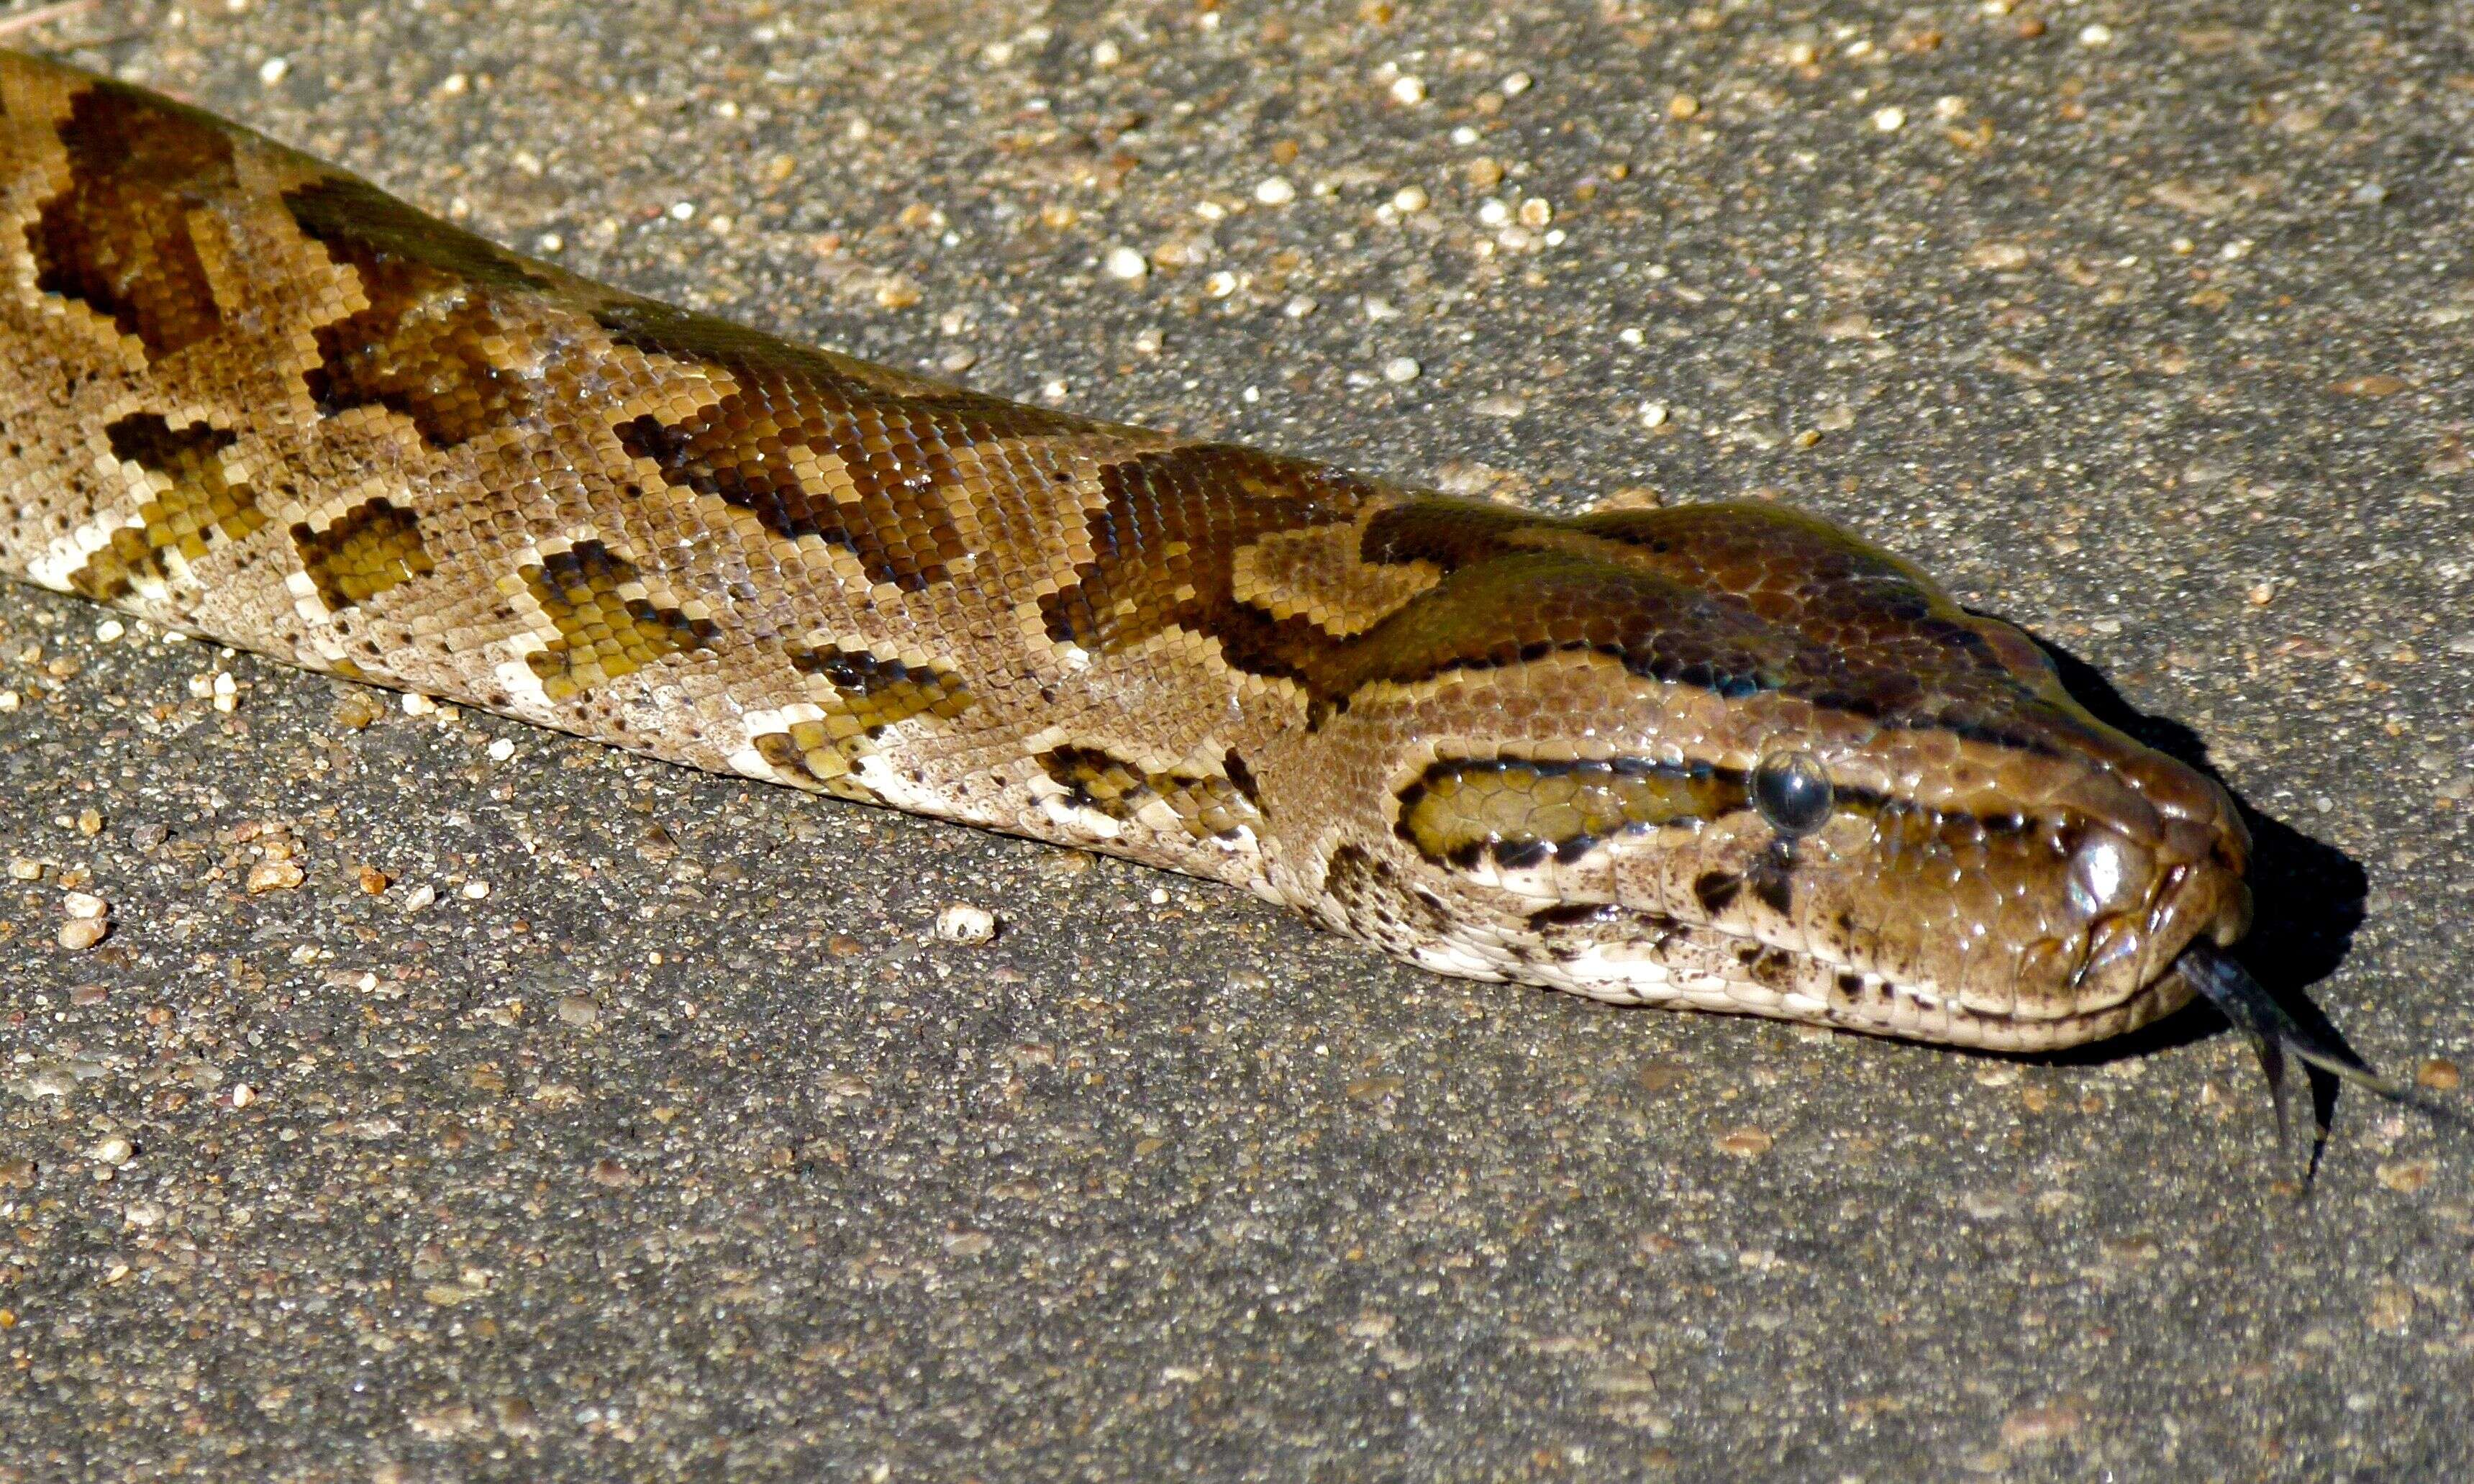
[{"x1": 3, "y1": 1, "x2": 2470, "y2": 1479}]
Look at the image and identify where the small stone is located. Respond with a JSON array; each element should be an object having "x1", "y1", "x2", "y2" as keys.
[
  {"x1": 58, "y1": 918, "x2": 106, "y2": 951},
  {"x1": 556, "y1": 994, "x2": 601, "y2": 1028},
  {"x1": 935, "y1": 903, "x2": 999, "y2": 944},
  {"x1": 1102, "y1": 245, "x2": 1148, "y2": 281},
  {"x1": 231, "y1": 1083, "x2": 255, "y2": 1109},
  {"x1": 1500, "y1": 71, "x2": 1532, "y2": 96},
  {"x1": 1473, "y1": 393, "x2": 1526, "y2": 418},
  {"x1": 2366, "y1": 1280, "x2": 2415, "y2": 1332},
  {"x1": 71, "y1": 983, "x2": 108, "y2": 1007},
  {"x1": 1477, "y1": 199, "x2": 1512, "y2": 227},
  {"x1": 2078, "y1": 23, "x2": 2114, "y2": 47},
  {"x1": 1968, "y1": 240, "x2": 2031, "y2": 271},
  {"x1": 2334, "y1": 374, "x2": 2407, "y2": 398},
  {"x1": 1463, "y1": 157, "x2": 1504, "y2": 188},
  {"x1": 1639, "y1": 402, "x2": 1669, "y2": 428},
  {"x1": 356, "y1": 865, "x2": 391, "y2": 895},
  {"x1": 8, "y1": 857, "x2": 41, "y2": 880},
  {"x1": 91, "y1": 1135, "x2": 135, "y2": 1167},
  {"x1": 1873, "y1": 106, "x2": 1906, "y2": 132},
  {"x1": 2376, "y1": 1158, "x2": 2435, "y2": 1194},
  {"x1": 2417, "y1": 1058, "x2": 2460, "y2": 1091},
  {"x1": 1667, "y1": 94, "x2": 1699, "y2": 120},
  {"x1": 401, "y1": 693, "x2": 437, "y2": 716},
  {"x1": 245, "y1": 861, "x2": 305, "y2": 894},
  {"x1": 1381, "y1": 356, "x2": 1422, "y2": 383},
  {"x1": 461, "y1": 880, "x2": 489, "y2": 899},
  {"x1": 486, "y1": 737, "x2": 516, "y2": 763},
  {"x1": 1390, "y1": 185, "x2": 1429, "y2": 213},
  {"x1": 2001, "y1": 1403, "x2": 2085, "y2": 1448},
  {"x1": 62, "y1": 891, "x2": 107, "y2": 919},
  {"x1": 0, "y1": 690, "x2": 17, "y2": 712},
  {"x1": 258, "y1": 56, "x2": 288, "y2": 86},
  {"x1": 1388, "y1": 76, "x2": 1426, "y2": 106},
  {"x1": 1716, "y1": 1126, "x2": 1774, "y2": 1158},
  {"x1": 332, "y1": 692, "x2": 381, "y2": 729},
  {"x1": 1253, "y1": 177, "x2": 1296, "y2": 206},
  {"x1": 212, "y1": 671, "x2": 238, "y2": 711},
  {"x1": 942, "y1": 1231, "x2": 993, "y2": 1257},
  {"x1": 76, "y1": 808, "x2": 103, "y2": 836},
  {"x1": 1517, "y1": 197, "x2": 1552, "y2": 228},
  {"x1": 399, "y1": 883, "x2": 437, "y2": 915},
  {"x1": 95, "y1": 619, "x2": 124, "y2": 642}
]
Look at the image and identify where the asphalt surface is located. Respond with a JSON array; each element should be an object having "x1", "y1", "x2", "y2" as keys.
[{"x1": 3, "y1": 2, "x2": 2470, "y2": 1480}]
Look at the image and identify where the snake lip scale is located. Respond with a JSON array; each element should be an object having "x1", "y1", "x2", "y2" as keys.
[{"x1": 0, "y1": 50, "x2": 2442, "y2": 1134}]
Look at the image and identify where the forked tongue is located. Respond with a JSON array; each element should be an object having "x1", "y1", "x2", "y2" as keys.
[{"x1": 2178, "y1": 941, "x2": 2462, "y2": 1181}]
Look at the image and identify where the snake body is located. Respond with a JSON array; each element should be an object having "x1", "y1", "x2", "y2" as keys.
[{"x1": 0, "y1": 52, "x2": 2255, "y2": 1053}]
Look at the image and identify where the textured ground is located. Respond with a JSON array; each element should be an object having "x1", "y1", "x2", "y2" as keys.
[{"x1": 2, "y1": 2, "x2": 2470, "y2": 1480}]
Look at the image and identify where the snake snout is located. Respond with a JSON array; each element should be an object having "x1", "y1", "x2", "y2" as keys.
[{"x1": 2062, "y1": 752, "x2": 2253, "y2": 1014}]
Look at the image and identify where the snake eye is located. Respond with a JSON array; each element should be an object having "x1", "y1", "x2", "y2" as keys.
[{"x1": 1752, "y1": 750, "x2": 1834, "y2": 838}]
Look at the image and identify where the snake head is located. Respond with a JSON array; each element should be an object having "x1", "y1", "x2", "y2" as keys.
[{"x1": 1301, "y1": 497, "x2": 2253, "y2": 1052}]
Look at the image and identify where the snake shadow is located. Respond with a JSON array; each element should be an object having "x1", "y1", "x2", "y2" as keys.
[{"x1": 2007, "y1": 632, "x2": 2370, "y2": 1109}]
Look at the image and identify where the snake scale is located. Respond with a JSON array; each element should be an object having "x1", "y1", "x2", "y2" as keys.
[{"x1": 0, "y1": 50, "x2": 2426, "y2": 1100}]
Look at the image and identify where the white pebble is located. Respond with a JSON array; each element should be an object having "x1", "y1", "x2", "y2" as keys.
[
  {"x1": 1477, "y1": 199, "x2": 1511, "y2": 227},
  {"x1": 1253, "y1": 177, "x2": 1296, "y2": 206},
  {"x1": 402, "y1": 693, "x2": 437, "y2": 716},
  {"x1": 231, "y1": 1083, "x2": 256, "y2": 1109},
  {"x1": 0, "y1": 691, "x2": 17, "y2": 713},
  {"x1": 1382, "y1": 356, "x2": 1422, "y2": 384},
  {"x1": 91, "y1": 1136, "x2": 135, "y2": 1167},
  {"x1": 63, "y1": 891, "x2": 108, "y2": 920},
  {"x1": 212, "y1": 671, "x2": 237, "y2": 711},
  {"x1": 1102, "y1": 245, "x2": 1149, "y2": 281},
  {"x1": 535, "y1": 232, "x2": 564, "y2": 254},
  {"x1": 1518, "y1": 198, "x2": 1552, "y2": 229},
  {"x1": 1640, "y1": 401, "x2": 1670, "y2": 428},
  {"x1": 1041, "y1": 377, "x2": 1070, "y2": 401},
  {"x1": 1091, "y1": 40, "x2": 1122, "y2": 68},
  {"x1": 1872, "y1": 106, "x2": 1906, "y2": 133},
  {"x1": 95, "y1": 620, "x2": 124, "y2": 642},
  {"x1": 1391, "y1": 186, "x2": 1429, "y2": 214},
  {"x1": 258, "y1": 57, "x2": 288, "y2": 86},
  {"x1": 58, "y1": 918, "x2": 106, "y2": 952},
  {"x1": 461, "y1": 880, "x2": 490, "y2": 899},
  {"x1": 1204, "y1": 270, "x2": 1239, "y2": 298},
  {"x1": 486, "y1": 738, "x2": 517, "y2": 762},
  {"x1": 935, "y1": 903, "x2": 1000, "y2": 944},
  {"x1": 668, "y1": 201, "x2": 696, "y2": 222},
  {"x1": 2078, "y1": 23, "x2": 2114, "y2": 47},
  {"x1": 399, "y1": 883, "x2": 437, "y2": 915},
  {"x1": 1500, "y1": 71, "x2": 1533, "y2": 97},
  {"x1": 1390, "y1": 76, "x2": 1427, "y2": 106}
]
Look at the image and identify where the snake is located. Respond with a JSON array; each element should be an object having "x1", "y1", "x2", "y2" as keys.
[{"x1": 0, "y1": 50, "x2": 2436, "y2": 1114}]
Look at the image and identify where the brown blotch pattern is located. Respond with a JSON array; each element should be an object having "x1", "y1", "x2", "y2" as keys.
[
  {"x1": 788, "y1": 645, "x2": 975, "y2": 736},
  {"x1": 29, "y1": 82, "x2": 236, "y2": 356},
  {"x1": 517, "y1": 540, "x2": 717, "y2": 700},
  {"x1": 65, "y1": 414, "x2": 262, "y2": 600},
  {"x1": 1041, "y1": 443, "x2": 1376, "y2": 675},
  {"x1": 289, "y1": 224, "x2": 536, "y2": 447},
  {"x1": 292, "y1": 499, "x2": 435, "y2": 610},
  {"x1": 606, "y1": 319, "x2": 1078, "y2": 592},
  {"x1": 748, "y1": 647, "x2": 973, "y2": 798},
  {"x1": 1040, "y1": 745, "x2": 1258, "y2": 841}
]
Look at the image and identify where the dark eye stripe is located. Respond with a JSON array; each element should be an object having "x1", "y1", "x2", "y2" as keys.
[{"x1": 1395, "y1": 753, "x2": 2049, "y2": 875}]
